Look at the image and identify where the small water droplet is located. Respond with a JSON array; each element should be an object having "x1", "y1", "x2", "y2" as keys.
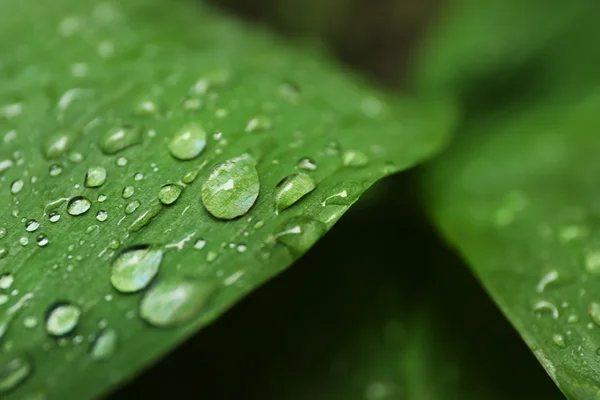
[
  {"x1": 0, "y1": 273, "x2": 14, "y2": 289},
  {"x1": 245, "y1": 116, "x2": 272, "y2": 133},
  {"x1": 90, "y1": 329, "x2": 117, "y2": 361},
  {"x1": 324, "y1": 141, "x2": 340, "y2": 156},
  {"x1": 18, "y1": 237, "x2": 29, "y2": 247},
  {"x1": 274, "y1": 173, "x2": 316, "y2": 213},
  {"x1": 99, "y1": 126, "x2": 142, "y2": 154},
  {"x1": 69, "y1": 152, "x2": 84, "y2": 163},
  {"x1": 116, "y1": 156, "x2": 128, "y2": 167},
  {"x1": 0, "y1": 248, "x2": 7, "y2": 260},
  {"x1": 125, "y1": 200, "x2": 141, "y2": 214},
  {"x1": 236, "y1": 244, "x2": 247, "y2": 253},
  {"x1": 110, "y1": 245, "x2": 163, "y2": 293},
  {"x1": 133, "y1": 173, "x2": 144, "y2": 182},
  {"x1": 25, "y1": 220, "x2": 40, "y2": 232},
  {"x1": 23, "y1": 316, "x2": 38, "y2": 329},
  {"x1": 139, "y1": 279, "x2": 216, "y2": 328},
  {"x1": 296, "y1": 157, "x2": 317, "y2": 171},
  {"x1": 158, "y1": 184, "x2": 183, "y2": 205},
  {"x1": 67, "y1": 196, "x2": 91, "y2": 216},
  {"x1": 85, "y1": 166, "x2": 107, "y2": 188},
  {"x1": 533, "y1": 300, "x2": 559, "y2": 319},
  {"x1": 206, "y1": 251, "x2": 218, "y2": 262},
  {"x1": 552, "y1": 333, "x2": 566, "y2": 348},
  {"x1": 135, "y1": 99, "x2": 159, "y2": 116},
  {"x1": 122, "y1": 186, "x2": 135, "y2": 199},
  {"x1": 36, "y1": 234, "x2": 49, "y2": 247},
  {"x1": 97, "y1": 194, "x2": 107, "y2": 203},
  {"x1": 49, "y1": 211, "x2": 61, "y2": 223},
  {"x1": 10, "y1": 179, "x2": 24, "y2": 194},
  {"x1": 182, "y1": 167, "x2": 201, "y2": 184},
  {"x1": 45, "y1": 302, "x2": 81, "y2": 336},
  {"x1": 193, "y1": 239, "x2": 206, "y2": 250},
  {"x1": 49, "y1": 164, "x2": 63, "y2": 177},
  {"x1": 201, "y1": 155, "x2": 260, "y2": 220},
  {"x1": 96, "y1": 210, "x2": 108, "y2": 222},
  {"x1": 0, "y1": 355, "x2": 32, "y2": 393},
  {"x1": 275, "y1": 216, "x2": 326, "y2": 256},
  {"x1": 567, "y1": 314, "x2": 579, "y2": 324},
  {"x1": 169, "y1": 124, "x2": 207, "y2": 161},
  {"x1": 589, "y1": 302, "x2": 600, "y2": 326},
  {"x1": 128, "y1": 203, "x2": 163, "y2": 233},
  {"x1": 342, "y1": 150, "x2": 369, "y2": 167},
  {"x1": 0, "y1": 228, "x2": 6, "y2": 240},
  {"x1": 536, "y1": 270, "x2": 559, "y2": 293}
]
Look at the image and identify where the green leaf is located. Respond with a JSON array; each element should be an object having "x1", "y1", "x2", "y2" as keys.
[
  {"x1": 0, "y1": 0, "x2": 454, "y2": 398},
  {"x1": 424, "y1": 82, "x2": 600, "y2": 397}
]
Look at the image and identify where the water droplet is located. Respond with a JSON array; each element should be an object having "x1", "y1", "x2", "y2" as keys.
[
  {"x1": 128, "y1": 203, "x2": 163, "y2": 233},
  {"x1": 36, "y1": 234, "x2": 49, "y2": 247},
  {"x1": 342, "y1": 150, "x2": 369, "y2": 167},
  {"x1": 193, "y1": 239, "x2": 206, "y2": 250},
  {"x1": 201, "y1": 155, "x2": 260, "y2": 220},
  {"x1": 116, "y1": 156, "x2": 128, "y2": 167},
  {"x1": 0, "y1": 273, "x2": 14, "y2": 289},
  {"x1": 552, "y1": 333, "x2": 566, "y2": 348},
  {"x1": 110, "y1": 246, "x2": 163, "y2": 293},
  {"x1": 182, "y1": 167, "x2": 201, "y2": 184},
  {"x1": 324, "y1": 141, "x2": 341, "y2": 156},
  {"x1": 122, "y1": 186, "x2": 135, "y2": 199},
  {"x1": 168, "y1": 124, "x2": 207, "y2": 161},
  {"x1": 96, "y1": 210, "x2": 108, "y2": 222},
  {"x1": 67, "y1": 196, "x2": 91, "y2": 216},
  {"x1": 321, "y1": 182, "x2": 363, "y2": 206},
  {"x1": 139, "y1": 279, "x2": 216, "y2": 328},
  {"x1": 49, "y1": 211, "x2": 61, "y2": 223},
  {"x1": 25, "y1": 220, "x2": 40, "y2": 232},
  {"x1": 23, "y1": 316, "x2": 37, "y2": 328},
  {"x1": 0, "y1": 228, "x2": 6, "y2": 240},
  {"x1": 253, "y1": 221, "x2": 264, "y2": 230},
  {"x1": 49, "y1": 164, "x2": 63, "y2": 177},
  {"x1": 90, "y1": 329, "x2": 117, "y2": 360},
  {"x1": 274, "y1": 173, "x2": 316, "y2": 213},
  {"x1": 236, "y1": 244, "x2": 247, "y2": 253},
  {"x1": 125, "y1": 200, "x2": 140, "y2": 214},
  {"x1": 0, "y1": 248, "x2": 7, "y2": 260},
  {"x1": 296, "y1": 157, "x2": 317, "y2": 171},
  {"x1": 98, "y1": 126, "x2": 142, "y2": 155},
  {"x1": 45, "y1": 302, "x2": 81, "y2": 336},
  {"x1": 536, "y1": 270, "x2": 559, "y2": 293},
  {"x1": 69, "y1": 152, "x2": 84, "y2": 163},
  {"x1": 0, "y1": 159, "x2": 14, "y2": 175},
  {"x1": 533, "y1": 300, "x2": 559, "y2": 319},
  {"x1": 275, "y1": 216, "x2": 326, "y2": 256},
  {"x1": 567, "y1": 314, "x2": 579, "y2": 324},
  {"x1": 97, "y1": 194, "x2": 107, "y2": 203},
  {"x1": 245, "y1": 116, "x2": 272, "y2": 133},
  {"x1": 18, "y1": 237, "x2": 29, "y2": 247},
  {"x1": 135, "y1": 99, "x2": 159, "y2": 116},
  {"x1": 158, "y1": 184, "x2": 183, "y2": 205},
  {"x1": 206, "y1": 251, "x2": 218, "y2": 262},
  {"x1": 43, "y1": 132, "x2": 77, "y2": 159},
  {"x1": 10, "y1": 179, "x2": 24, "y2": 194},
  {"x1": 585, "y1": 251, "x2": 600, "y2": 275},
  {"x1": 589, "y1": 302, "x2": 600, "y2": 326},
  {"x1": 133, "y1": 173, "x2": 144, "y2": 182},
  {"x1": 279, "y1": 81, "x2": 300, "y2": 103},
  {"x1": 0, "y1": 355, "x2": 32, "y2": 393},
  {"x1": 85, "y1": 166, "x2": 107, "y2": 188}
]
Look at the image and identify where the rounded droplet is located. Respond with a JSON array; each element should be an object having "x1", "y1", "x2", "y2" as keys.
[
  {"x1": 0, "y1": 355, "x2": 32, "y2": 393},
  {"x1": 49, "y1": 211, "x2": 61, "y2": 223},
  {"x1": 201, "y1": 155, "x2": 260, "y2": 220},
  {"x1": 98, "y1": 126, "x2": 142, "y2": 155},
  {"x1": 0, "y1": 248, "x2": 7, "y2": 260},
  {"x1": 552, "y1": 333, "x2": 566, "y2": 348},
  {"x1": 43, "y1": 131, "x2": 77, "y2": 159},
  {"x1": 139, "y1": 279, "x2": 216, "y2": 328},
  {"x1": 67, "y1": 196, "x2": 91, "y2": 216},
  {"x1": 125, "y1": 200, "x2": 140, "y2": 214},
  {"x1": 168, "y1": 124, "x2": 207, "y2": 161},
  {"x1": 158, "y1": 184, "x2": 183, "y2": 205},
  {"x1": 90, "y1": 329, "x2": 117, "y2": 360},
  {"x1": 128, "y1": 204, "x2": 163, "y2": 233},
  {"x1": 245, "y1": 116, "x2": 272, "y2": 133},
  {"x1": 122, "y1": 186, "x2": 135, "y2": 199},
  {"x1": 85, "y1": 166, "x2": 107, "y2": 188},
  {"x1": 193, "y1": 239, "x2": 206, "y2": 250},
  {"x1": 116, "y1": 157, "x2": 128, "y2": 167},
  {"x1": 110, "y1": 246, "x2": 163, "y2": 293},
  {"x1": 96, "y1": 210, "x2": 108, "y2": 222},
  {"x1": 36, "y1": 234, "x2": 49, "y2": 247},
  {"x1": 49, "y1": 164, "x2": 63, "y2": 177},
  {"x1": 274, "y1": 173, "x2": 316, "y2": 213},
  {"x1": 10, "y1": 179, "x2": 24, "y2": 194},
  {"x1": 25, "y1": 220, "x2": 40, "y2": 232},
  {"x1": 589, "y1": 302, "x2": 600, "y2": 326},
  {"x1": 296, "y1": 157, "x2": 317, "y2": 171},
  {"x1": 275, "y1": 216, "x2": 326, "y2": 256},
  {"x1": 0, "y1": 273, "x2": 14, "y2": 289},
  {"x1": 342, "y1": 150, "x2": 369, "y2": 167},
  {"x1": 45, "y1": 302, "x2": 81, "y2": 336}
]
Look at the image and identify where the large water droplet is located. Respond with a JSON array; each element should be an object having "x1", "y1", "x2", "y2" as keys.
[
  {"x1": 45, "y1": 302, "x2": 81, "y2": 336},
  {"x1": 158, "y1": 184, "x2": 183, "y2": 205},
  {"x1": 90, "y1": 329, "x2": 117, "y2": 360},
  {"x1": 98, "y1": 126, "x2": 142, "y2": 154},
  {"x1": 139, "y1": 279, "x2": 216, "y2": 328},
  {"x1": 110, "y1": 246, "x2": 163, "y2": 293},
  {"x1": 43, "y1": 132, "x2": 77, "y2": 159},
  {"x1": 128, "y1": 204, "x2": 163, "y2": 233},
  {"x1": 25, "y1": 220, "x2": 40, "y2": 232},
  {"x1": 168, "y1": 124, "x2": 207, "y2": 161},
  {"x1": 275, "y1": 216, "x2": 326, "y2": 256},
  {"x1": 85, "y1": 166, "x2": 107, "y2": 188},
  {"x1": 201, "y1": 154, "x2": 260, "y2": 220},
  {"x1": 274, "y1": 173, "x2": 316, "y2": 213},
  {"x1": 67, "y1": 196, "x2": 91, "y2": 216},
  {"x1": 0, "y1": 273, "x2": 14, "y2": 289},
  {"x1": 0, "y1": 355, "x2": 32, "y2": 393},
  {"x1": 342, "y1": 150, "x2": 369, "y2": 167}
]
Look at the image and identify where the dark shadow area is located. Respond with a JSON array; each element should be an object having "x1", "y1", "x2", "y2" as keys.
[{"x1": 111, "y1": 172, "x2": 563, "y2": 400}]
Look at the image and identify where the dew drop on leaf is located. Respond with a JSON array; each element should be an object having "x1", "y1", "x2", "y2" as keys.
[
  {"x1": 90, "y1": 329, "x2": 118, "y2": 361},
  {"x1": 125, "y1": 200, "x2": 141, "y2": 215},
  {"x1": 201, "y1": 154, "x2": 260, "y2": 220},
  {"x1": 48, "y1": 211, "x2": 61, "y2": 223},
  {"x1": 181, "y1": 168, "x2": 201, "y2": 184},
  {"x1": 45, "y1": 302, "x2": 81, "y2": 337},
  {"x1": 10, "y1": 179, "x2": 24, "y2": 194},
  {"x1": 585, "y1": 251, "x2": 600, "y2": 275},
  {"x1": 98, "y1": 126, "x2": 142, "y2": 155},
  {"x1": 0, "y1": 227, "x2": 6, "y2": 240},
  {"x1": 42, "y1": 131, "x2": 77, "y2": 159},
  {"x1": 589, "y1": 302, "x2": 600, "y2": 326},
  {"x1": 85, "y1": 166, "x2": 107, "y2": 188},
  {"x1": 342, "y1": 149, "x2": 369, "y2": 167},
  {"x1": 552, "y1": 333, "x2": 566, "y2": 349},
  {"x1": 274, "y1": 173, "x2": 316, "y2": 213},
  {"x1": 168, "y1": 124, "x2": 207, "y2": 161},
  {"x1": 96, "y1": 210, "x2": 108, "y2": 222},
  {"x1": 25, "y1": 220, "x2": 40, "y2": 232},
  {"x1": 36, "y1": 234, "x2": 49, "y2": 247},
  {"x1": 0, "y1": 248, "x2": 7, "y2": 260},
  {"x1": 275, "y1": 216, "x2": 326, "y2": 256},
  {"x1": 158, "y1": 184, "x2": 183, "y2": 205},
  {"x1": 296, "y1": 157, "x2": 317, "y2": 171},
  {"x1": 244, "y1": 116, "x2": 272, "y2": 133},
  {"x1": 193, "y1": 239, "x2": 206, "y2": 250},
  {"x1": 0, "y1": 355, "x2": 32, "y2": 393},
  {"x1": 110, "y1": 246, "x2": 163, "y2": 293},
  {"x1": 122, "y1": 186, "x2": 135, "y2": 199},
  {"x1": 0, "y1": 273, "x2": 14, "y2": 289},
  {"x1": 49, "y1": 164, "x2": 63, "y2": 177},
  {"x1": 67, "y1": 196, "x2": 91, "y2": 216},
  {"x1": 139, "y1": 279, "x2": 216, "y2": 328},
  {"x1": 128, "y1": 204, "x2": 163, "y2": 233}
]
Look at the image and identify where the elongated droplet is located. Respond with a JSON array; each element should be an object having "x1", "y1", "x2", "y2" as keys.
[
  {"x1": 43, "y1": 131, "x2": 78, "y2": 159},
  {"x1": 589, "y1": 302, "x2": 600, "y2": 326},
  {"x1": 122, "y1": 186, "x2": 135, "y2": 199},
  {"x1": 85, "y1": 166, "x2": 107, "y2": 188},
  {"x1": 0, "y1": 355, "x2": 32, "y2": 393},
  {"x1": 125, "y1": 200, "x2": 141, "y2": 214},
  {"x1": 140, "y1": 279, "x2": 216, "y2": 328},
  {"x1": 158, "y1": 184, "x2": 183, "y2": 205},
  {"x1": 296, "y1": 157, "x2": 317, "y2": 171},
  {"x1": 45, "y1": 302, "x2": 81, "y2": 336},
  {"x1": 342, "y1": 150, "x2": 369, "y2": 167},
  {"x1": 0, "y1": 273, "x2": 14, "y2": 289},
  {"x1": 168, "y1": 124, "x2": 207, "y2": 161},
  {"x1": 274, "y1": 173, "x2": 316, "y2": 213},
  {"x1": 128, "y1": 204, "x2": 163, "y2": 233},
  {"x1": 90, "y1": 329, "x2": 118, "y2": 360},
  {"x1": 25, "y1": 220, "x2": 40, "y2": 232},
  {"x1": 67, "y1": 196, "x2": 91, "y2": 216},
  {"x1": 201, "y1": 154, "x2": 260, "y2": 220},
  {"x1": 110, "y1": 246, "x2": 163, "y2": 293},
  {"x1": 275, "y1": 216, "x2": 326, "y2": 256},
  {"x1": 98, "y1": 126, "x2": 141, "y2": 154}
]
